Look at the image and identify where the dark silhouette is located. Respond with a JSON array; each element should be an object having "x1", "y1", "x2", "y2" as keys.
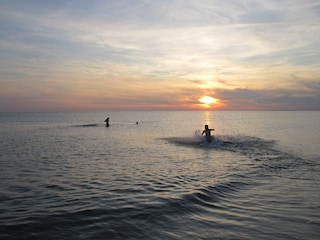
[
  {"x1": 202, "y1": 124, "x2": 215, "y2": 142},
  {"x1": 104, "y1": 117, "x2": 110, "y2": 127}
]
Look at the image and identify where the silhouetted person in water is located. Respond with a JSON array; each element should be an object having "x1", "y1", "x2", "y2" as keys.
[
  {"x1": 202, "y1": 124, "x2": 215, "y2": 142},
  {"x1": 104, "y1": 117, "x2": 110, "y2": 127}
]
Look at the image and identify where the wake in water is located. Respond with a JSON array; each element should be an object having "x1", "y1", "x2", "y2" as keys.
[
  {"x1": 163, "y1": 130, "x2": 312, "y2": 179},
  {"x1": 72, "y1": 122, "x2": 139, "y2": 128},
  {"x1": 74, "y1": 123, "x2": 100, "y2": 127},
  {"x1": 164, "y1": 130, "x2": 273, "y2": 149}
]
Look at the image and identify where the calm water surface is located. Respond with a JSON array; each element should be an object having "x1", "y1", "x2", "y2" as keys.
[{"x1": 0, "y1": 111, "x2": 319, "y2": 239}]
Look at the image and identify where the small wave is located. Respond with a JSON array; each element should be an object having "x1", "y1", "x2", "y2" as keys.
[
  {"x1": 178, "y1": 181, "x2": 248, "y2": 210},
  {"x1": 73, "y1": 124, "x2": 100, "y2": 127}
]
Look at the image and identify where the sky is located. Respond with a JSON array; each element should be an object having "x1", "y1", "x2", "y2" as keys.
[{"x1": 0, "y1": 0, "x2": 320, "y2": 111}]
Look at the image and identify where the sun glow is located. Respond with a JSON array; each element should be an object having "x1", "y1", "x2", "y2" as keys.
[{"x1": 199, "y1": 96, "x2": 217, "y2": 105}]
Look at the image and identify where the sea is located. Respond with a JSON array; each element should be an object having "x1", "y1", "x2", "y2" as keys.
[{"x1": 0, "y1": 111, "x2": 319, "y2": 240}]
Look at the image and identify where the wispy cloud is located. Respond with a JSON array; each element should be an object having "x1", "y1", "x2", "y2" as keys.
[{"x1": 0, "y1": 0, "x2": 319, "y2": 111}]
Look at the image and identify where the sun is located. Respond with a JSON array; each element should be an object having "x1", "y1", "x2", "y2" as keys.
[{"x1": 199, "y1": 96, "x2": 217, "y2": 105}]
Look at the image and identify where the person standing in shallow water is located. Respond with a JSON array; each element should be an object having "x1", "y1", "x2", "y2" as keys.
[
  {"x1": 104, "y1": 117, "x2": 110, "y2": 127},
  {"x1": 202, "y1": 124, "x2": 215, "y2": 142}
]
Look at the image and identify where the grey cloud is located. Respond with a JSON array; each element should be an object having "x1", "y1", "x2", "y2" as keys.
[{"x1": 214, "y1": 86, "x2": 320, "y2": 110}]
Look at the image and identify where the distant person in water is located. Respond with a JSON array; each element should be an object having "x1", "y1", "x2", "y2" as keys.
[
  {"x1": 104, "y1": 117, "x2": 110, "y2": 127},
  {"x1": 202, "y1": 124, "x2": 215, "y2": 142}
]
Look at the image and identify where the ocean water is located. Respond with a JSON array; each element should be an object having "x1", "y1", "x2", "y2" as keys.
[{"x1": 0, "y1": 111, "x2": 319, "y2": 240}]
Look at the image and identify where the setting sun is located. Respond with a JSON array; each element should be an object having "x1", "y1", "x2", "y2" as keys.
[{"x1": 199, "y1": 96, "x2": 217, "y2": 105}]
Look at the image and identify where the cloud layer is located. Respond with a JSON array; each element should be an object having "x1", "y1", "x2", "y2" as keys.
[{"x1": 0, "y1": 0, "x2": 319, "y2": 111}]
